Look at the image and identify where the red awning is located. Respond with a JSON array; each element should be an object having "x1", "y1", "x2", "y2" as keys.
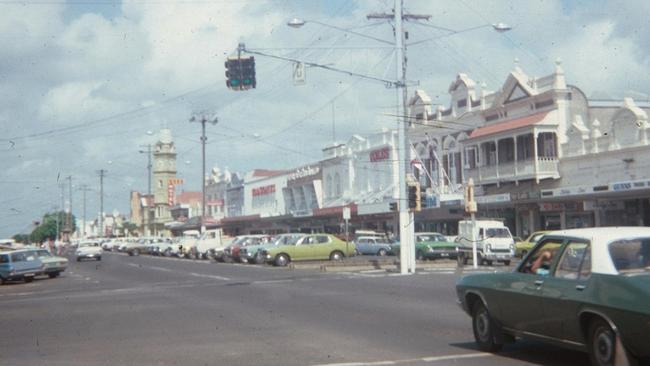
[{"x1": 468, "y1": 111, "x2": 550, "y2": 140}]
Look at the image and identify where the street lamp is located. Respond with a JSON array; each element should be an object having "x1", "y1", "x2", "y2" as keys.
[
  {"x1": 189, "y1": 113, "x2": 218, "y2": 234},
  {"x1": 288, "y1": 3, "x2": 510, "y2": 274}
]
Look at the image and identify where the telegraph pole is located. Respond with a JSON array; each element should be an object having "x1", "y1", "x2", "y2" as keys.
[
  {"x1": 139, "y1": 144, "x2": 153, "y2": 236},
  {"x1": 190, "y1": 113, "x2": 218, "y2": 234},
  {"x1": 65, "y1": 175, "x2": 72, "y2": 241},
  {"x1": 97, "y1": 169, "x2": 107, "y2": 237},
  {"x1": 368, "y1": 1, "x2": 430, "y2": 274},
  {"x1": 78, "y1": 185, "x2": 91, "y2": 238}
]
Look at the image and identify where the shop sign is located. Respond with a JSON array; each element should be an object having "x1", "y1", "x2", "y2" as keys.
[
  {"x1": 539, "y1": 202, "x2": 580, "y2": 212},
  {"x1": 291, "y1": 209, "x2": 313, "y2": 217},
  {"x1": 583, "y1": 200, "x2": 624, "y2": 211},
  {"x1": 207, "y1": 199, "x2": 224, "y2": 207},
  {"x1": 541, "y1": 185, "x2": 592, "y2": 198},
  {"x1": 610, "y1": 179, "x2": 650, "y2": 192},
  {"x1": 252, "y1": 185, "x2": 276, "y2": 197},
  {"x1": 167, "y1": 184, "x2": 175, "y2": 206},
  {"x1": 369, "y1": 147, "x2": 390, "y2": 162},
  {"x1": 288, "y1": 166, "x2": 321, "y2": 182},
  {"x1": 476, "y1": 193, "x2": 511, "y2": 204}
]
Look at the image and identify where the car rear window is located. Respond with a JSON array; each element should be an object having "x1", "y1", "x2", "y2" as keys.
[{"x1": 609, "y1": 238, "x2": 650, "y2": 273}]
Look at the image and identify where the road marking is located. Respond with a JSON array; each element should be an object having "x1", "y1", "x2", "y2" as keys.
[
  {"x1": 188, "y1": 272, "x2": 230, "y2": 281},
  {"x1": 251, "y1": 279, "x2": 294, "y2": 285},
  {"x1": 312, "y1": 352, "x2": 492, "y2": 366}
]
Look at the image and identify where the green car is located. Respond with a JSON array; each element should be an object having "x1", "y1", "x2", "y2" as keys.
[
  {"x1": 261, "y1": 234, "x2": 355, "y2": 266},
  {"x1": 456, "y1": 227, "x2": 650, "y2": 366},
  {"x1": 515, "y1": 230, "x2": 550, "y2": 258},
  {"x1": 391, "y1": 232, "x2": 457, "y2": 260}
]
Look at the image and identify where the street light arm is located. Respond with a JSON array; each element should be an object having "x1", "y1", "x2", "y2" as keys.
[
  {"x1": 406, "y1": 23, "x2": 509, "y2": 47},
  {"x1": 290, "y1": 18, "x2": 394, "y2": 45},
  {"x1": 242, "y1": 46, "x2": 401, "y2": 88}
]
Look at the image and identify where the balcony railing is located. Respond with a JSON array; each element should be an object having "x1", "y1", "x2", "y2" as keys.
[{"x1": 465, "y1": 157, "x2": 559, "y2": 184}]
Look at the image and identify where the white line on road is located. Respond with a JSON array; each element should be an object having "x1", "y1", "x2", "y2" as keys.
[
  {"x1": 188, "y1": 272, "x2": 230, "y2": 281},
  {"x1": 311, "y1": 352, "x2": 492, "y2": 366}
]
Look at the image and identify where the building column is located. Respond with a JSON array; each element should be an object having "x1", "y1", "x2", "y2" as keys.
[
  {"x1": 513, "y1": 136, "x2": 518, "y2": 183},
  {"x1": 533, "y1": 129, "x2": 540, "y2": 183},
  {"x1": 494, "y1": 139, "x2": 500, "y2": 186}
]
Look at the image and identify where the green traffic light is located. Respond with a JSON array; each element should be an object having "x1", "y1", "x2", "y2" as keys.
[{"x1": 231, "y1": 79, "x2": 241, "y2": 86}]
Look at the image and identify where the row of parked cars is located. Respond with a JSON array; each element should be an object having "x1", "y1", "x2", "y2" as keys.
[{"x1": 0, "y1": 245, "x2": 69, "y2": 285}]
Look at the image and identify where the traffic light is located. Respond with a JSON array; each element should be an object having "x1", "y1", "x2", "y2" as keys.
[
  {"x1": 225, "y1": 57, "x2": 243, "y2": 90},
  {"x1": 407, "y1": 182, "x2": 421, "y2": 212},
  {"x1": 240, "y1": 56, "x2": 256, "y2": 89},
  {"x1": 389, "y1": 201, "x2": 398, "y2": 212}
]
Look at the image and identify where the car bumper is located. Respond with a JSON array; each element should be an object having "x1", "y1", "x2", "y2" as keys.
[
  {"x1": 483, "y1": 252, "x2": 513, "y2": 261},
  {"x1": 77, "y1": 253, "x2": 100, "y2": 259}
]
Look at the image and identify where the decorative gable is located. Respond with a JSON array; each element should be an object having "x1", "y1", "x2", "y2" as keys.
[{"x1": 505, "y1": 84, "x2": 530, "y2": 104}]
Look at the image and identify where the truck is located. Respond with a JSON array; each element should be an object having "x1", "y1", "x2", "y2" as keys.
[{"x1": 455, "y1": 219, "x2": 515, "y2": 266}]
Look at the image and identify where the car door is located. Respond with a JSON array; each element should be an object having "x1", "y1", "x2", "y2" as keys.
[
  {"x1": 292, "y1": 235, "x2": 315, "y2": 260},
  {"x1": 540, "y1": 239, "x2": 591, "y2": 342},
  {"x1": 495, "y1": 237, "x2": 564, "y2": 334},
  {"x1": 356, "y1": 238, "x2": 370, "y2": 254},
  {"x1": 312, "y1": 235, "x2": 333, "y2": 259}
]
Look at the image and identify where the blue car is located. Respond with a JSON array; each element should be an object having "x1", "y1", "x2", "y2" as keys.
[
  {"x1": 354, "y1": 236, "x2": 395, "y2": 256},
  {"x1": 0, "y1": 249, "x2": 43, "y2": 285}
]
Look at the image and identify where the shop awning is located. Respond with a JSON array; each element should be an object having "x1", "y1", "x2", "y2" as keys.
[{"x1": 468, "y1": 111, "x2": 551, "y2": 140}]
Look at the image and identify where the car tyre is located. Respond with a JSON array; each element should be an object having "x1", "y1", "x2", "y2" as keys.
[
  {"x1": 377, "y1": 248, "x2": 387, "y2": 256},
  {"x1": 254, "y1": 253, "x2": 266, "y2": 265},
  {"x1": 330, "y1": 251, "x2": 344, "y2": 261},
  {"x1": 416, "y1": 250, "x2": 424, "y2": 261},
  {"x1": 503, "y1": 260, "x2": 511, "y2": 266},
  {"x1": 48, "y1": 272, "x2": 59, "y2": 278},
  {"x1": 274, "y1": 254, "x2": 289, "y2": 267},
  {"x1": 587, "y1": 318, "x2": 638, "y2": 366},
  {"x1": 471, "y1": 301, "x2": 503, "y2": 353},
  {"x1": 24, "y1": 276, "x2": 34, "y2": 283},
  {"x1": 133, "y1": 249, "x2": 140, "y2": 256},
  {"x1": 97, "y1": 256, "x2": 101, "y2": 261}
]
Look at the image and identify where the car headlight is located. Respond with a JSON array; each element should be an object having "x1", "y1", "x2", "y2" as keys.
[
  {"x1": 427, "y1": 246, "x2": 434, "y2": 252},
  {"x1": 510, "y1": 243, "x2": 515, "y2": 251}
]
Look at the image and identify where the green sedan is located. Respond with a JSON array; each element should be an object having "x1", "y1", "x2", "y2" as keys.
[
  {"x1": 261, "y1": 234, "x2": 355, "y2": 266},
  {"x1": 456, "y1": 227, "x2": 650, "y2": 366},
  {"x1": 391, "y1": 232, "x2": 457, "y2": 260}
]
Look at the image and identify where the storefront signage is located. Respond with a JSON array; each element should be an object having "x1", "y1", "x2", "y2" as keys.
[
  {"x1": 207, "y1": 199, "x2": 224, "y2": 207},
  {"x1": 583, "y1": 200, "x2": 624, "y2": 211},
  {"x1": 288, "y1": 166, "x2": 320, "y2": 182},
  {"x1": 610, "y1": 179, "x2": 650, "y2": 192},
  {"x1": 369, "y1": 147, "x2": 390, "y2": 162},
  {"x1": 513, "y1": 191, "x2": 541, "y2": 201},
  {"x1": 252, "y1": 185, "x2": 276, "y2": 197},
  {"x1": 475, "y1": 193, "x2": 511, "y2": 204},
  {"x1": 539, "y1": 202, "x2": 580, "y2": 212},
  {"x1": 167, "y1": 184, "x2": 175, "y2": 206}
]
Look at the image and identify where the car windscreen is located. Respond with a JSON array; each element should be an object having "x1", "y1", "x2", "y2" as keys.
[
  {"x1": 0, "y1": 254, "x2": 8, "y2": 263},
  {"x1": 485, "y1": 228, "x2": 510, "y2": 238},
  {"x1": 609, "y1": 237, "x2": 650, "y2": 273},
  {"x1": 36, "y1": 250, "x2": 52, "y2": 257}
]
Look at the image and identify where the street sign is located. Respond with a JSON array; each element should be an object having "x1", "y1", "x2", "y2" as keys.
[
  {"x1": 342, "y1": 206, "x2": 350, "y2": 220},
  {"x1": 293, "y1": 62, "x2": 305, "y2": 85}
]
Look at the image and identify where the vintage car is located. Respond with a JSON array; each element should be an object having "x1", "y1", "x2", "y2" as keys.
[
  {"x1": 76, "y1": 241, "x2": 102, "y2": 261},
  {"x1": 391, "y1": 232, "x2": 457, "y2": 260},
  {"x1": 353, "y1": 236, "x2": 394, "y2": 256},
  {"x1": 0, "y1": 249, "x2": 43, "y2": 284},
  {"x1": 456, "y1": 227, "x2": 650, "y2": 366},
  {"x1": 515, "y1": 230, "x2": 551, "y2": 257},
  {"x1": 240, "y1": 233, "x2": 305, "y2": 264},
  {"x1": 261, "y1": 233, "x2": 356, "y2": 266},
  {"x1": 31, "y1": 248, "x2": 68, "y2": 278},
  {"x1": 223, "y1": 234, "x2": 272, "y2": 263}
]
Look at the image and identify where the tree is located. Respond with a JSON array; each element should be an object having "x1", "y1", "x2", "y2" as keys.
[
  {"x1": 12, "y1": 234, "x2": 30, "y2": 244},
  {"x1": 121, "y1": 222, "x2": 139, "y2": 237},
  {"x1": 29, "y1": 211, "x2": 76, "y2": 244}
]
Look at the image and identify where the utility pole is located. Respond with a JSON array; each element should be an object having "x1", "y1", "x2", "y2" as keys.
[
  {"x1": 190, "y1": 113, "x2": 218, "y2": 234},
  {"x1": 58, "y1": 183, "x2": 64, "y2": 242},
  {"x1": 97, "y1": 169, "x2": 107, "y2": 237},
  {"x1": 139, "y1": 144, "x2": 153, "y2": 236},
  {"x1": 78, "y1": 185, "x2": 91, "y2": 238},
  {"x1": 65, "y1": 175, "x2": 72, "y2": 241},
  {"x1": 368, "y1": 1, "x2": 430, "y2": 275}
]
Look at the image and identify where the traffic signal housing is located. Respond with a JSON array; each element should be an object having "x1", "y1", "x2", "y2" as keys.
[
  {"x1": 407, "y1": 182, "x2": 421, "y2": 212},
  {"x1": 225, "y1": 56, "x2": 256, "y2": 91},
  {"x1": 389, "y1": 201, "x2": 398, "y2": 212}
]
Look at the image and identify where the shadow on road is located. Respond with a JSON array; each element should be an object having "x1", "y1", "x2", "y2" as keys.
[{"x1": 449, "y1": 340, "x2": 589, "y2": 366}]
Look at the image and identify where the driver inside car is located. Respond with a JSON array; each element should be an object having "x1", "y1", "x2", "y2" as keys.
[{"x1": 531, "y1": 250, "x2": 554, "y2": 276}]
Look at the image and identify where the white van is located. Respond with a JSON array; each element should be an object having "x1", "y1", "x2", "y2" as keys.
[
  {"x1": 184, "y1": 229, "x2": 229, "y2": 259},
  {"x1": 456, "y1": 219, "x2": 515, "y2": 266}
]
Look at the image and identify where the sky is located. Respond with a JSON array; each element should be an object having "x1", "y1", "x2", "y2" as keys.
[{"x1": 1, "y1": 0, "x2": 649, "y2": 238}]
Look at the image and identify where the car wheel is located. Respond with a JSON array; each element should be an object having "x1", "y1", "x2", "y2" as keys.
[
  {"x1": 330, "y1": 251, "x2": 344, "y2": 261},
  {"x1": 416, "y1": 250, "x2": 424, "y2": 261},
  {"x1": 587, "y1": 318, "x2": 635, "y2": 366},
  {"x1": 377, "y1": 248, "x2": 387, "y2": 256},
  {"x1": 486, "y1": 260, "x2": 493, "y2": 266},
  {"x1": 97, "y1": 257, "x2": 101, "y2": 261},
  {"x1": 163, "y1": 249, "x2": 171, "y2": 257},
  {"x1": 76, "y1": 257, "x2": 81, "y2": 262},
  {"x1": 255, "y1": 253, "x2": 266, "y2": 265},
  {"x1": 503, "y1": 260, "x2": 511, "y2": 266},
  {"x1": 133, "y1": 249, "x2": 140, "y2": 256},
  {"x1": 274, "y1": 254, "x2": 289, "y2": 267},
  {"x1": 48, "y1": 272, "x2": 59, "y2": 278},
  {"x1": 24, "y1": 276, "x2": 34, "y2": 283},
  {"x1": 0, "y1": 276, "x2": 5, "y2": 285},
  {"x1": 471, "y1": 301, "x2": 503, "y2": 352}
]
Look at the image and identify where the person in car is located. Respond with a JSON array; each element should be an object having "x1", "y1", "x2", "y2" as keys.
[{"x1": 531, "y1": 250, "x2": 553, "y2": 275}]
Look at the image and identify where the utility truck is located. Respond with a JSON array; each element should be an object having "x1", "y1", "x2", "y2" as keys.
[{"x1": 455, "y1": 219, "x2": 515, "y2": 266}]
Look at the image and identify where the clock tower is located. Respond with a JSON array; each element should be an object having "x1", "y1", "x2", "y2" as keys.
[{"x1": 152, "y1": 128, "x2": 177, "y2": 235}]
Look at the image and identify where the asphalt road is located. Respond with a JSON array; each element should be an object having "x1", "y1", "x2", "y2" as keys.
[{"x1": 0, "y1": 252, "x2": 591, "y2": 366}]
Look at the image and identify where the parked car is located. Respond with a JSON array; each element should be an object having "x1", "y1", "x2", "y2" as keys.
[
  {"x1": 31, "y1": 248, "x2": 68, "y2": 278},
  {"x1": 516, "y1": 230, "x2": 550, "y2": 258},
  {"x1": 0, "y1": 249, "x2": 43, "y2": 284},
  {"x1": 240, "y1": 233, "x2": 305, "y2": 264},
  {"x1": 391, "y1": 232, "x2": 457, "y2": 260},
  {"x1": 224, "y1": 235, "x2": 272, "y2": 262},
  {"x1": 261, "y1": 233, "x2": 355, "y2": 266},
  {"x1": 354, "y1": 236, "x2": 394, "y2": 256},
  {"x1": 456, "y1": 227, "x2": 650, "y2": 366},
  {"x1": 125, "y1": 238, "x2": 150, "y2": 256},
  {"x1": 76, "y1": 241, "x2": 102, "y2": 261}
]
